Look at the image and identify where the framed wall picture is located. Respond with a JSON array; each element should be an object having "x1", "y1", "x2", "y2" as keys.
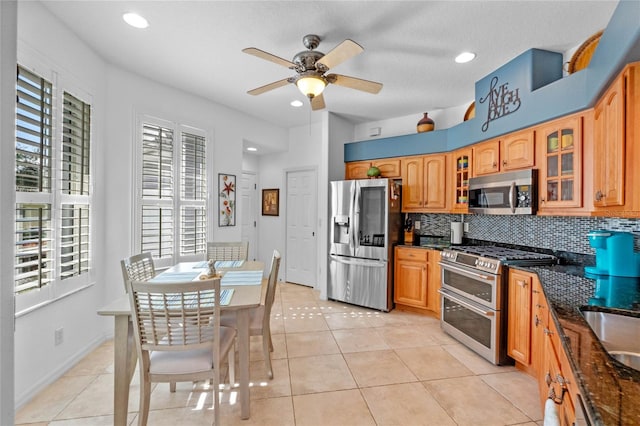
[
  {"x1": 262, "y1": 188, "x2": 279, "y2": 216},
  {"x1": 218, "y1": 173, "x2": 236, "y2": 226}
]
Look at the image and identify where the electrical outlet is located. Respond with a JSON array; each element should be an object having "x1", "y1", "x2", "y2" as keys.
[
  {"x1": 414, "y1": 221, "x2": 421, "y2": 230},
  {"x1": 55, "y1": 328, "x2": 64, "y2": 346},
  {"x1": 464, "y1": 222, "x2": 469, "y2": 232}
]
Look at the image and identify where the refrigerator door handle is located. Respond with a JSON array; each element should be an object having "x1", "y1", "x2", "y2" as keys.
[
  {"x1": 329, "y1": 254, "x2": 386, "y2": 267},
  {"x1": 353, "y1": 182, "x2": 361, "y2": 250}
]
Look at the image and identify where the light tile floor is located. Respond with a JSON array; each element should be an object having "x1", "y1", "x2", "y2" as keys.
[{"x1": 16, "y1": 282, "x2": 544, "y2": 425}]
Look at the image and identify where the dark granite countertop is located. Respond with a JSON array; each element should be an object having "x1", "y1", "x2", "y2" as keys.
[{"x1": 517, "y1": 264, "x2": 640, "y2": 425}]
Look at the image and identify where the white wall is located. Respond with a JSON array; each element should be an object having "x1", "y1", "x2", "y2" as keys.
[
  {"x1": 14, "y1": 1, "x2": 107, "y2": 406},
  {"x1": 352, "y1": 103, "x2": 471, "y2": 141},
  {"x1": 257, "y1": 122, "x2": 323, "y2": 283}
]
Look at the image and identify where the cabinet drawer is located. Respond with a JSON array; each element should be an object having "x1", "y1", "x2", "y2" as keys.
[{"x1": 395, "y1": 247, "x2": 429, "y2": 262}]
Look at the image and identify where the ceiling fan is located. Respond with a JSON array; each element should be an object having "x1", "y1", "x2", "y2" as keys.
[{"x1": 243, "y1": 34, "x2": 383, "y2": 111}]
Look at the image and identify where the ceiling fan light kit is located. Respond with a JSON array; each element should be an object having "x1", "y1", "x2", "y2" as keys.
[
  {"x1": 243, "y1": 34, "x2": 383, "y2": 111},
  {"x1": 295, "y1": 73, "x2": 327, "y2": 98}
]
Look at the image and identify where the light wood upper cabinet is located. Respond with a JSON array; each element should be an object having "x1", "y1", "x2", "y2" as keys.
[
  {"x1": 345, "y1": 161, "x2": 371, "y2": 180},
  {"x1": 473, "y1": 130, "x2": 535, "y2": 176},
  {"x1": 401, "y1": 154, "x2": 448, "y2": 212},
  {"x1": 591, "y1": 62, "x2": 640, "y2": 217},
  {"x1": 593, "y1": 69, "x2": 626, "y2": 207},
  {"x1": 507, "y1": 269, "x2": 534, "y2": 366},
  {"x1": 423, "y1": 154, "x2": 447, "y2": 210},
  {"x1": 473, "y1": 139, "x2": 500, "y2": 175},
  {"x1": 536, "y1": 112, "x2": 584, "y2": 212},
  {"x1": 345, "y1": 159, "x2": 402, "y2": 180},
  {"x1": 502, "y1": 129, "x2": 535, "y2": 170},
  {"x1": 451, "y1": 148, "x2": 472, "y2": 213}
]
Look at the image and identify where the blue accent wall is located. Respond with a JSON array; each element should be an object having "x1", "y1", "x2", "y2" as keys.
[{"x1": 345, "y1": 0, "x2": 640, "y2": 162}]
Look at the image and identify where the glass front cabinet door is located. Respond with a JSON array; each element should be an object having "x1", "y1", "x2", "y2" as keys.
[
  {"x1": 451, "y1": 148, "x2": 472, "y2": 213},
  {"x1": 536, "y1": 114, "x2": 583, "y2": 211}
]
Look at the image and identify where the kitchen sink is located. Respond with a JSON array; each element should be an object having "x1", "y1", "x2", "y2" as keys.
[{"x1": 580, "y1": 309, "x2": 640, "y2": 371}]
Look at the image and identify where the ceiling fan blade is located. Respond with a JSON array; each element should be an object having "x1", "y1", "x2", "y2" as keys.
[
  {"x1": 247, "y1": 78, "x2": 291, "y2": 96},
  {"x1": 243, "y1": 47, "x2": 296, "y2": 68},
  {"x1": 316, "y1": 39, "x2": 363, "y2": 70},
  {"x1": 310, "y1": 93, "x2": 326, "y2": 111},
  {"x1": 326, "y1": 74, "x2": 383, "y2": 94}
]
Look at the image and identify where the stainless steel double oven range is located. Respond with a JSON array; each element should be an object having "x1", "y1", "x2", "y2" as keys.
[{"x1": 439, "y1": 246, "x2": 557, "y2": 365}]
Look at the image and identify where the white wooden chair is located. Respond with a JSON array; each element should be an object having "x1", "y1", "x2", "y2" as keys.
[
  {"x1": 220, "y1": 250, "x2": 281, "y2": 379},
  {"x1": 206, "y1": 241, "x2": 249, "y2": 262},
  {"x1": 120, "y1": 252, "x2": 155, "y2": 292},
  {"x1": 127, "y1": 277, "x2": 235, "y2": 426}
]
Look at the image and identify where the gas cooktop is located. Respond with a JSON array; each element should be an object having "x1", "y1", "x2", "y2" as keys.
[
  {"x1": 441, "y1": 245, "x2": 558, "y2": 274},
  {"x1": 452, "y1": 246, "x2": 557, "y2": 262}
]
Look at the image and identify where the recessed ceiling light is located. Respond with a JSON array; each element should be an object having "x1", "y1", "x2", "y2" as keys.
[
  {"x1": 455, "y1": 52, "x2": 476, "y2": 64},
  {"x1": 123, "y1": 12, "x2": 149, "y2": 29},
  {"x1": 290, "y1": 100, "x2": 304, "y2": 107},
  {"x1": 246, "y1": 147, "x2": 258, "y2": 152}
]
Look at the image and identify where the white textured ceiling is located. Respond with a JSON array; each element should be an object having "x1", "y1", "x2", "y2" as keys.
[{"x1": 38, "y1": 1, "x2": 617, "y2": 130}]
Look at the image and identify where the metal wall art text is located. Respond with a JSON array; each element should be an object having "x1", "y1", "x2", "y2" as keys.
[{"x1": 479, "y1": 76, "x2": 521, "y2": 132}]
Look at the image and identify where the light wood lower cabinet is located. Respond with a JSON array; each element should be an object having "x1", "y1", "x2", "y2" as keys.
[
  {"x1": 508, "y1": 270, "x2": 576, "y2": 425},
  {"x1": 394, "y1": 247, "x2": 441, "y2": 315},
  {"x1": 507, "y1": 270, "x2": 533, "y2": 366}
]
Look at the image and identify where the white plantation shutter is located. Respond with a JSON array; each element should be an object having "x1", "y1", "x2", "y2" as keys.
[
  {"x1": 14, "y1": 204, "x2": 54, "y2": 293},
  {"x1": 61, "y1": 92, "x2": 91, "y2": 195},
  {"x1": 142, "y1": 124, "x2": 174, "y2": 199},
  {"x1": 180, "y1": 132, "x2": 207, "y2": 255},
  {"x1": 141, "y1": 124, "x2": 175, "y2": 260},
  {"x1": 59, "y1": 204, "x2": 90, "y2": 279},
  {"x1": 16, "y1": 66, "x2": 52, "y2": 193}
]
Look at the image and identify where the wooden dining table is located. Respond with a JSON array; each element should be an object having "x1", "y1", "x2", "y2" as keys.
[{"x1": 98, "y1": 260, "x2": 265, "y2": 426}]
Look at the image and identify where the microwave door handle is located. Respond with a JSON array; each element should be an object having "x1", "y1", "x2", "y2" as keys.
[{"x1": 509, "y1": 181, "x2": 516, "y2": 213}]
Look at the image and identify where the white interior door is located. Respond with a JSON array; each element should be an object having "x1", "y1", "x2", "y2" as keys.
[
  {"x1": 240, "y1": 172, "x2": 258, "y2": 261},
  {"x1": 286, "y1": 169, "x2": 317, "y2": 286}
]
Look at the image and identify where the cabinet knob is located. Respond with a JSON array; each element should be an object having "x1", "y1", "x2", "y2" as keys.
[
  {"x1": 595, "y1": 190, "x2": 604, "y2": 201},
  {"x1": 540, "y1": 198, "x2": 546, "y2": 204},
  {"x1": 544, "y1": 328, "x2": 553, "y2": 336},
  {"x1": 517, "y1": 280, "x2": 528, "y2": 288},
  {"x1": 502, "y1": 160, "x2": 507, "y2": 167},
  {"x1": 492, "y1": 162, "x2": 497, "y2": 168}
]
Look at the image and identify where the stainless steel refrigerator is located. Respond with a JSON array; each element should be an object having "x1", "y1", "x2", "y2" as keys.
[{"x1": 328, "y1": 178, "x2": 402, "y2": 311}]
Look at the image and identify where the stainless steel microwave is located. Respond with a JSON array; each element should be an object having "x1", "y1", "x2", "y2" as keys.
[{"x1": 468, "y1": 169, "x2": 538, "y2": 214}]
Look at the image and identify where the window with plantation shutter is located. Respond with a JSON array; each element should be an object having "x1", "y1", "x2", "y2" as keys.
[
  {"x1": 62, "y1": 92, "x2": 91, "y2": 195},
  {"x1": 137, "y1": 119, "x2": 208, "y2": 265},
  {"x1": 14, "y1": 62, "x2": 94, "y2": 311},
  {"x1": 16, "y1": 66, "x2": 52, "y2": 193}
]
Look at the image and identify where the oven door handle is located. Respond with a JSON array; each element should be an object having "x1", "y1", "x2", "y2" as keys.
[
  {"x1": 439, "y1": 289, "x2": 495, "y2": 317},
  {"x1": 438, "y1": 262, "x2": 495, "y2": 281}
]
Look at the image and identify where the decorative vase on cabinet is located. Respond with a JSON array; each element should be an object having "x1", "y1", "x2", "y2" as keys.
[{"x1": 417, "y1": 113, "x2": 435, "y2": 133}]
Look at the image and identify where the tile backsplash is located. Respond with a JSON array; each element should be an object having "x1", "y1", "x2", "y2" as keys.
[{"x1": 411, "y1": 213, "x2": 640, "y2": 254}]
